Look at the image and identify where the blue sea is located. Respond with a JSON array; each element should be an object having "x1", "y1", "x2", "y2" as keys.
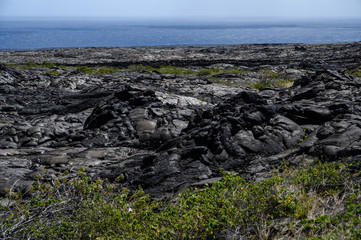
[{"x1": 0, "y1": 18, "x2": 361, "y2": 50}]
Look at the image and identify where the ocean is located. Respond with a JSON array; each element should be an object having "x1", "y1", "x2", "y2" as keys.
[{"x1": 0, "y1": 18, "x2": 361, "y2": 50}]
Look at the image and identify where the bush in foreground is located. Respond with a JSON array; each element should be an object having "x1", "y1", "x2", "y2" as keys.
[{"x1": 1, "y1": 161, "x2": 361, "y2": 239}]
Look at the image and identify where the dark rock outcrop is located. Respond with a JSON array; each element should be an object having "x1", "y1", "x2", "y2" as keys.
[{"x1": 0, "y1": 42, "x2": 361, "y2": 198}]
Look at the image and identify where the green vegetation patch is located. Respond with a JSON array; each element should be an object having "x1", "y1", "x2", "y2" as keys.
[
  {"x1": 259, "y1": 68, "x2": 279, "y2": 79},
  {"x1": 1, "y1": 160, "x2": 361, "y2": 239},
  {"x1": 3, "y1": 62, "x2": 119, "y2": 75},
  {"x1": 4, "y1": 61, "x2": 57, "y2": 71},
  {"x1": 76, "y1": 66, "x2": 95, "y2": 74},
  {"x1": 126, "y1": 64, "x2": 248, "y2": 77},
  {"x1": 77, "y1": 66, "x2": 120, "y2": 75},
  {"x1": 96, "y1": 67, "x2": 118, "y2": 74},
  {"x1": 25, "y1": 61, "x2": 39, "y2": 68},
  {"x1": 5, "y1": 61, "x2": 42, "y2": 70},
  {"x1": 346, "y1": 66, "x2": 361, "y2": 77},
  {"x1": 22, "y1": 61, "x2": 55, "y2": 69},
  {"x1": 41, "y1": 61, "x2": 55, "y2": 68},
  {"x1": 127, "y1": 64, "x2": 196, "y2": 75},
  {"x1": 250, "y1": 81, "x2": 272, "y2": 89},
  {"x1": 250, "y1": 68, "x2": 295, "y2": 89},
  {"x1": 250, "y1": 79, "x2": 295, "y2": 90},
  {"x1": 198, "y1": 68, "x2": 248, "y2": 77},
  {"x1": 45, "y1": 71, "x2": 60, "y2": 76},
  {"x1": 157, "y1": 65, "x2": 195, "y2": 75}
]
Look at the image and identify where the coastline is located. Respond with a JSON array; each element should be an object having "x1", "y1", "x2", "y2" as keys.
[{"x1": 1, "y1": 41, "x2": 360, "y2": 70}]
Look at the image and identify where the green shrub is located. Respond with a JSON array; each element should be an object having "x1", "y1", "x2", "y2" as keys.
[
  {"x1": 1, "y1": 161, "x2": 360, "y2": 239},
  {"x1": 290, "y1": 161, "x2": 349, "y2": 194}
]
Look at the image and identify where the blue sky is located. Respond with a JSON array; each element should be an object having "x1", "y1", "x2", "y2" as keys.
[{"x1": 0, "y1": 0, "x2": 360, "y2": 19}]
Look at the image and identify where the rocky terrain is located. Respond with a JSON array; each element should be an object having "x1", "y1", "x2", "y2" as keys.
[{"x1": 0, "y1": 42, "x2": 361, "y2": 199}]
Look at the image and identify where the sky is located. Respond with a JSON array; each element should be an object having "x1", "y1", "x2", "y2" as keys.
[{"x1": 0, "y1": 0, "x2": 360, "y2": 19}]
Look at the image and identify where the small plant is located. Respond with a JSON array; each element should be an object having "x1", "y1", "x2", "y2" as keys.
[
  {"x1": 251, "y1": 81, "x2": 272, "y2": 90},
  {"x1": 299, "y1": 129, "x2": 308, "y2": 142}
]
